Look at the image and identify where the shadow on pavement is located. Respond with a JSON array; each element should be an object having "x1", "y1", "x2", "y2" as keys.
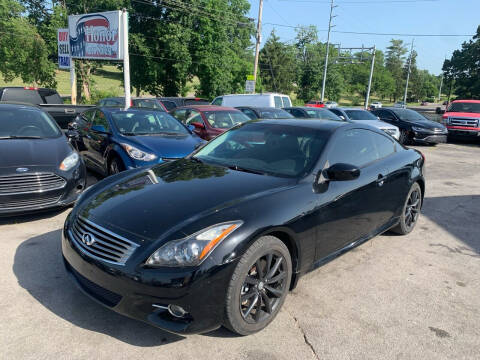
[
  {"x1": 422, "y1": 195, "x2": 480, "y2": 256},
  {"x1": 0, "y1": 207, "x2": 69, "y2": 226},
  {"x1": 13, "y1": 229, "x2": 184, "y2": 347}
]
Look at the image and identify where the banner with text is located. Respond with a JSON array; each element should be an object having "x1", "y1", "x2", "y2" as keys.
[
  {"x1": 57, "y1": 29, "x2": 70, "y2": 69},
  {"x1": 68, "y1": 11, "x2": 124, "y2": 60}
]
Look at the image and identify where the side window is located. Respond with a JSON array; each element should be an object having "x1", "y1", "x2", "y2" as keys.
[
  {"x1": 186, "y1": 110, "x2": 204, "y2": 125},
  {"x1": 328, "y1": 129, "x2": 378, "y2": 168},
  {"x1": 379, "y1": 110, "x2": 395, "y2": 121},
  {"x1": 162, "y1": 101, "x2": 176, "y2": 111},
  {"x1": 82, "y1": 109, "x2": 95, "y2": 123},
  {"x1": 92, "y1": 111, "x2": 110, "y2": 131},
  {"x1": 212, "y1": 97, "x2": 223, "y2": 106},
  {"x1": 329, "y1": 109, "x2": 342, "y2": 117},
  {"x1": 291, "y1": 109, "x2": 305, "y2": 118},
  {"x1": 172, "y1": 109, "x2": 187, "y2": 122},
  {"x1": 373, "y1": 132, "x2": 395, "y2": 159},
  {"x1": 241, "y1": 109, "x2": 257, "y2": 120},
  {"x1": 282, "y1": 97, "x2": 291, "y2": 107},
  {"x1": 274, "y1": 96, "x2": 283, "y2": 108}
]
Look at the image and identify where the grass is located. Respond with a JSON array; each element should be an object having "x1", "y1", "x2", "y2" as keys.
[{"x1": 0, "y1": 65, "x2": 124, "y2": 97}]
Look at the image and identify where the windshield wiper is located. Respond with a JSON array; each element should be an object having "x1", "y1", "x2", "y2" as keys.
[
  {"x1": 227, "y1": 165, "x2": 266, "y2": 175},
  {"x1": 0, "y1": 135, "x2": 43, "y2": 139}
]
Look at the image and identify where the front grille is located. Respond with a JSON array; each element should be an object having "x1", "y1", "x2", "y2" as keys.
[
  {"x1": 0, "y1": 173, "x2": 66, "y2": 195},
  {"x1": 69, "y1": 216, "x2": 139, "y2": 265},
  {"x1": 0, "y1": 196, "x2": 60, "y2": 210},
  {"x1": 449, "y1": 118, "x2": 479, "y2": 127},
  {"x1": 67, "y1": 263, "x2": 122, "y2": 307}
]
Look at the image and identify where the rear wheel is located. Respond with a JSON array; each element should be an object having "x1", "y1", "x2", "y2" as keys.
[
  {"x1": 108, "y1": 156, "x2": 125, "y2": 175},
  {"x1": 224, "y1": 236, "x2": 292, "y2": 335},
  {"x1": 399, "y1": 130, "x2": 410, "y2": 145},
  {"x1": 391, "y1": 182, "x2": 422, "y2": 235}
]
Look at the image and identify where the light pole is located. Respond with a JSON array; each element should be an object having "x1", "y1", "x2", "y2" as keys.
[
  {"x1": 321, "y1": 0, "x2": 336, "y2": 102},
  {"x1": 365, "y1": 45, "x2": 376, "y2": 109}
]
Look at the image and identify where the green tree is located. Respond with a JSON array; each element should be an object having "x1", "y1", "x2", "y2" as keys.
[
  {"x1": 385, "y1": 39, "x2": 408, "y2": 101},
  {"x1": 442, "y1": 26, "x2": 480, "y2": 99},
  {"x1": 0, "y1": 0, "x2": 56, "y2": 87},
  {"x1": 259, "y1": 30, "x2": 296, "y2": 94}
]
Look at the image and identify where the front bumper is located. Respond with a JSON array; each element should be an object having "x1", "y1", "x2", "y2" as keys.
[
  {"x1": 413, "y1": 133, "x2": 447, "y2": 144},
  {"x1": 62, "y1": 226, "x2": 237, "y2": 335},
  {"x1": 446, "y1": 126, "x2": 480, "y2": 137},
  {"x1": 0, "y1": 164, "x2": 86, "y2": 216}
]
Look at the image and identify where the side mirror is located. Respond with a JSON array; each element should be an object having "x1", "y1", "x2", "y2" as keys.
[
  {"x1": 324, "y1": 163, "x2": 360, "y2": 181},
  {"x1": 188, "y1": 124, "x2": 195, "y2": 132},
  {"x1": 191, "y1": 122, "x2": 205, "y2": 129},
  {"x1": 91, "y1": 125, "x2": 108, "y2": 133}
]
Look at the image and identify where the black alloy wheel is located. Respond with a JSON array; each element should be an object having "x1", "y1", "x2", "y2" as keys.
[
  {"x1": 224, "y1": 236, "x2": 292, "y2": 335},
  {"x1": 108, "y1": 156, "x2": 124, "y2": 175},
  {"x1": 399, "y1": 130, "x2": 409, "y2": 145},
  {"x1": 391, "y1": 182, "x2": 422, "y2": 235}
]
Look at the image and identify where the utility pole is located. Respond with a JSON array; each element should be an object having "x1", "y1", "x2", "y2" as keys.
[
  {"x1": 365, "y1": 45, "x2": 376, "y2": 109},
  {"x1": 253, "y1": 0, "x2": 264, "y2": 92},
  {"x1": 321, "y1": 0, "x2": 336, "y2": 102},
  {"x1": 403, "y1": 38, "x2": 414, "y2": 106},
  {"x1": 437, "y1": 74, "x2": 444, "y2": 103}
]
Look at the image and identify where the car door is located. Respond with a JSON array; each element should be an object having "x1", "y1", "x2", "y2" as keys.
[
  {"x1": 85, "y1": 110, "x2": 111, "y2": 173},
  {"x1": 314, "y1": 128, "x2": 389, "y2": 259}
]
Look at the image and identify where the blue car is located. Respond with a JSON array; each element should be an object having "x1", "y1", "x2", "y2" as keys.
[{"x1": 70, "y1": 107, "x2": 204, "y2": 175}]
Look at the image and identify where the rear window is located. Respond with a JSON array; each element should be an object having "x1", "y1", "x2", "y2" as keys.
[
  {"x1": 38, "y1": 89, "x2": 63, "y2": 104},
  {"x1": 134, "y1": 99, "x2": 165, "y2": 110},
  {"x1": 259, "y1": 109, "x2": 293, "y2": 119},
  {"x1": 184, "y1": 98, "x2": 210, "y2": 106},
  {"x1": 1, "y1": 88, "x2": 43, "y2": 104},
  {"x1": 447, "y1": 102, "x2": 480, "y2": 114},
  {"x1": 305, "y1": 109, "x2": 342, "y2": 121},
  {"x1": 204, "y1": 111, "x2": 250, "y2": 129},
  {"x1": 344, "y1": 110, "x2": 378, "y2": 120},
  {"x1": 161, "y1": 101, "x2": 176, "y2": 111}
]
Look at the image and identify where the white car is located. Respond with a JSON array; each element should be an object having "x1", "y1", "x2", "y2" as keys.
[
  {"x1": 211, "y1": 93, "x2": 292, "y2": 109},
  {"x1": 394, "y1": 101, "x2": 406, "y2": 108},
  {"x1": 370, "y1": 101, "x2": 382, "y2": 109},
  {"x1": 325, "y1": 101, "x2": 338, "y2": 108},
  {"x1": 329, "y1": 108, "x2": 400, "y2": 140}
]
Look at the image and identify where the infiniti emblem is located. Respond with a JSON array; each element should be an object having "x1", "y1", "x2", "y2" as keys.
[
  {"x1": 81, "y1": 233, "x2": 96, "y2": 246},
  {"x1": 16, "y1": 168, "x2": 29, "y2": 173}
]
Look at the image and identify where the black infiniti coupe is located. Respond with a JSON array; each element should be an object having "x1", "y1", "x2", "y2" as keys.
[
  {"x1": 62, "y1": 119, "x2": 425, "y2": 335},
  {"x1": 0, "y1": 103, "x2": 86, "y2": 215}
]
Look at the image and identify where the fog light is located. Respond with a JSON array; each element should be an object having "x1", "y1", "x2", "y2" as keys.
[{"x1": 168, "y1": 304, "x2": 188, "y2": 318}]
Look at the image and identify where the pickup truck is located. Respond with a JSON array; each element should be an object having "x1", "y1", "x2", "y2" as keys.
[
  {"x1": 0, "y1": 87, "x2": 94, "y2": 129},
  {"x1": 442, "y1": 100, "x2": 480, "y2": 140}
]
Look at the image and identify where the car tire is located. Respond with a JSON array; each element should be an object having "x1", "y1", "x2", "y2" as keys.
[
  {"x1": 108, "y1": 155, "x2": 125, "y2": 175},
  {"x1": 224, "y1": 236, "x2": 292, "y2": 335},
  {"x1": 391, "y1": 182, "x2": 422, "y2": 235},
  {"x1": 399, "y1": 130, "x2": 410, "y2": 145}
]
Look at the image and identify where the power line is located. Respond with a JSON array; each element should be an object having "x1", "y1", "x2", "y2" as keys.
[{"x1": 279, "y1": 0, "x2": 439, "y2": 4}]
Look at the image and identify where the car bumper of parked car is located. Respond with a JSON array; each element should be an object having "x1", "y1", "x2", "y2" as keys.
[
  {"x1": 446, "y1": 126, "x2": 480, "y2": 138},
  {"x1": 62, "y1": 225, "x2": 237, "y2": 335},
  {"x1": 0, "y1": 164, "x2": 87, "y2": 216},
  {"x1": 413, "y1": 133, "x2": 447, "y2": 144}
]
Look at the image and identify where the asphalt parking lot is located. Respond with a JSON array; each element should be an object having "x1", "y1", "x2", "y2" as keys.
[{"x1": 1, "y1": 141, "x2": 479, "y2": 359}]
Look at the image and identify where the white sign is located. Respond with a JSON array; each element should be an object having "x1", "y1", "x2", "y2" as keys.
[
  {"x1": 68, "y1": 11, "x2": 124, "y2": 60},
  {"x1": 57, "y1": 29, "x2": 70, "y2": 69},
  {"x1": 245, "y1": 80, "x2": 255, "y2": 93}
]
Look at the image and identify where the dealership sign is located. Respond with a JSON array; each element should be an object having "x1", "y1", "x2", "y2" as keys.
[
  {"x1": 57, "y1": 29, "x2": 70, "y2": 69},
  {"x1": 68, "y1": 11, "x2": 124, "y2": 60}
]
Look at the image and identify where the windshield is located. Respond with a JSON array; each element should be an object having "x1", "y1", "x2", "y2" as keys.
[
  {"x1": 305, "y1": 109, "x2": 342, "y2": 121},
  {"x1": 112, "y1": 110, "x2": 189, "y2": 135},
  {"x1": 259, "y1": 109, "x2": 294, "y2": 119},
  {"x1": 0, "y1": 107, "x2": 61, "y2": 138},
  {"x1": 204, "y1": 111, "x2": 250, "y2": 129},
  {"x1": 392, "y1": 109, "x2": 428, "y2": 122},
  {"x1": 194, "y1": 122, "x2": 329, "y2": 177},
  {"x1": 447, "y1": 102, "x2": 480, "y2": 114},
  {"x1": 344, "y1": 110, "x2": 378, "y2": 120}
]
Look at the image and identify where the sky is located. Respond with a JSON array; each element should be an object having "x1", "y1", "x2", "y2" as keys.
[{"x1": 247, "y1": 0, "x2": 479, "y2": 75}]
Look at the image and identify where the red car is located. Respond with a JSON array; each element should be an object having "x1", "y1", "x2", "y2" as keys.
[
  {"x1": 170, "y1": 105, "x2": 250, "y2": 140},
  {"x1": 442, "y1": 99, "x2": 480, "y2": 140},
  {"x1": 305, "y1": 100, "x2": 325, "y2": 108}
]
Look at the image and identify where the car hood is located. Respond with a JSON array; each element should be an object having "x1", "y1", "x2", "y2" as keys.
[
  {"x1": 445, "y1": 111, "x2": 480, "y2": 119},
  {"x1": 0, "y1": 136, "x2": 72, "y2": 169},
  {"x1": 407, "y1": 118, "x2": 445, "y2": 130},
  {"x1": 77, "y1": 159, "x2": 293, "y2": 242},
  {"x1": 350, "y1": 119, "x2": 397, "y2": 129},
  {"x1": 124, "y1": 133, "x2": 202, "y2": 158}
]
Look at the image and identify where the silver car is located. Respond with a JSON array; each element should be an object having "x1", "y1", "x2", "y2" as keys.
[{"x1": 329, "y1": 107, "x2": 400, "y2": 140}]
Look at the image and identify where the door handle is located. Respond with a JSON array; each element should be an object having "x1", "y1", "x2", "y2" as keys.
[{"x1": 377, "y1": 174, "x2": 387, "y2": 187}]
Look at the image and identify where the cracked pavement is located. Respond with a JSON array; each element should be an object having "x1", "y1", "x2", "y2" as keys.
[{"x1": 1, "y1": 141, "x2": 479, "y2": 359}]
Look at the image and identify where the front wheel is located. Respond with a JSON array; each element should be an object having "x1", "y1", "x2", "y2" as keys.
[
  {"x1": 108, "y1": 156, "x2": 125, "y2": 175},
  {"x1": 391, "y1": 182, "x2": 422, "y2": 235},
  {"x1": 399, "y1": 130, "x2": 410, "y2": 145},
  {"x1": 224, "y1": 236, "x2": 292, "y2": 335}
]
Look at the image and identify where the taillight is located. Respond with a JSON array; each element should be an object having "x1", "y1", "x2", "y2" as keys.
[{"x1": 24, "y1": 86, "x2": 38, "y2": 90}]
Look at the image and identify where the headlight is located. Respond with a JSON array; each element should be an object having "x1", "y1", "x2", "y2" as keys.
[
  {"x1": 121, "y1": 143, "x2": 157, "y2": 161},
  {"x1": 59, "y1": 152, "x2": 79, "y2": 171},
  {"x1": 146, "y1": 221, "x2": 243, "y2": 267},
  {"x1": 412, "y1": 126, "x2": 431, "y2": 133}
]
